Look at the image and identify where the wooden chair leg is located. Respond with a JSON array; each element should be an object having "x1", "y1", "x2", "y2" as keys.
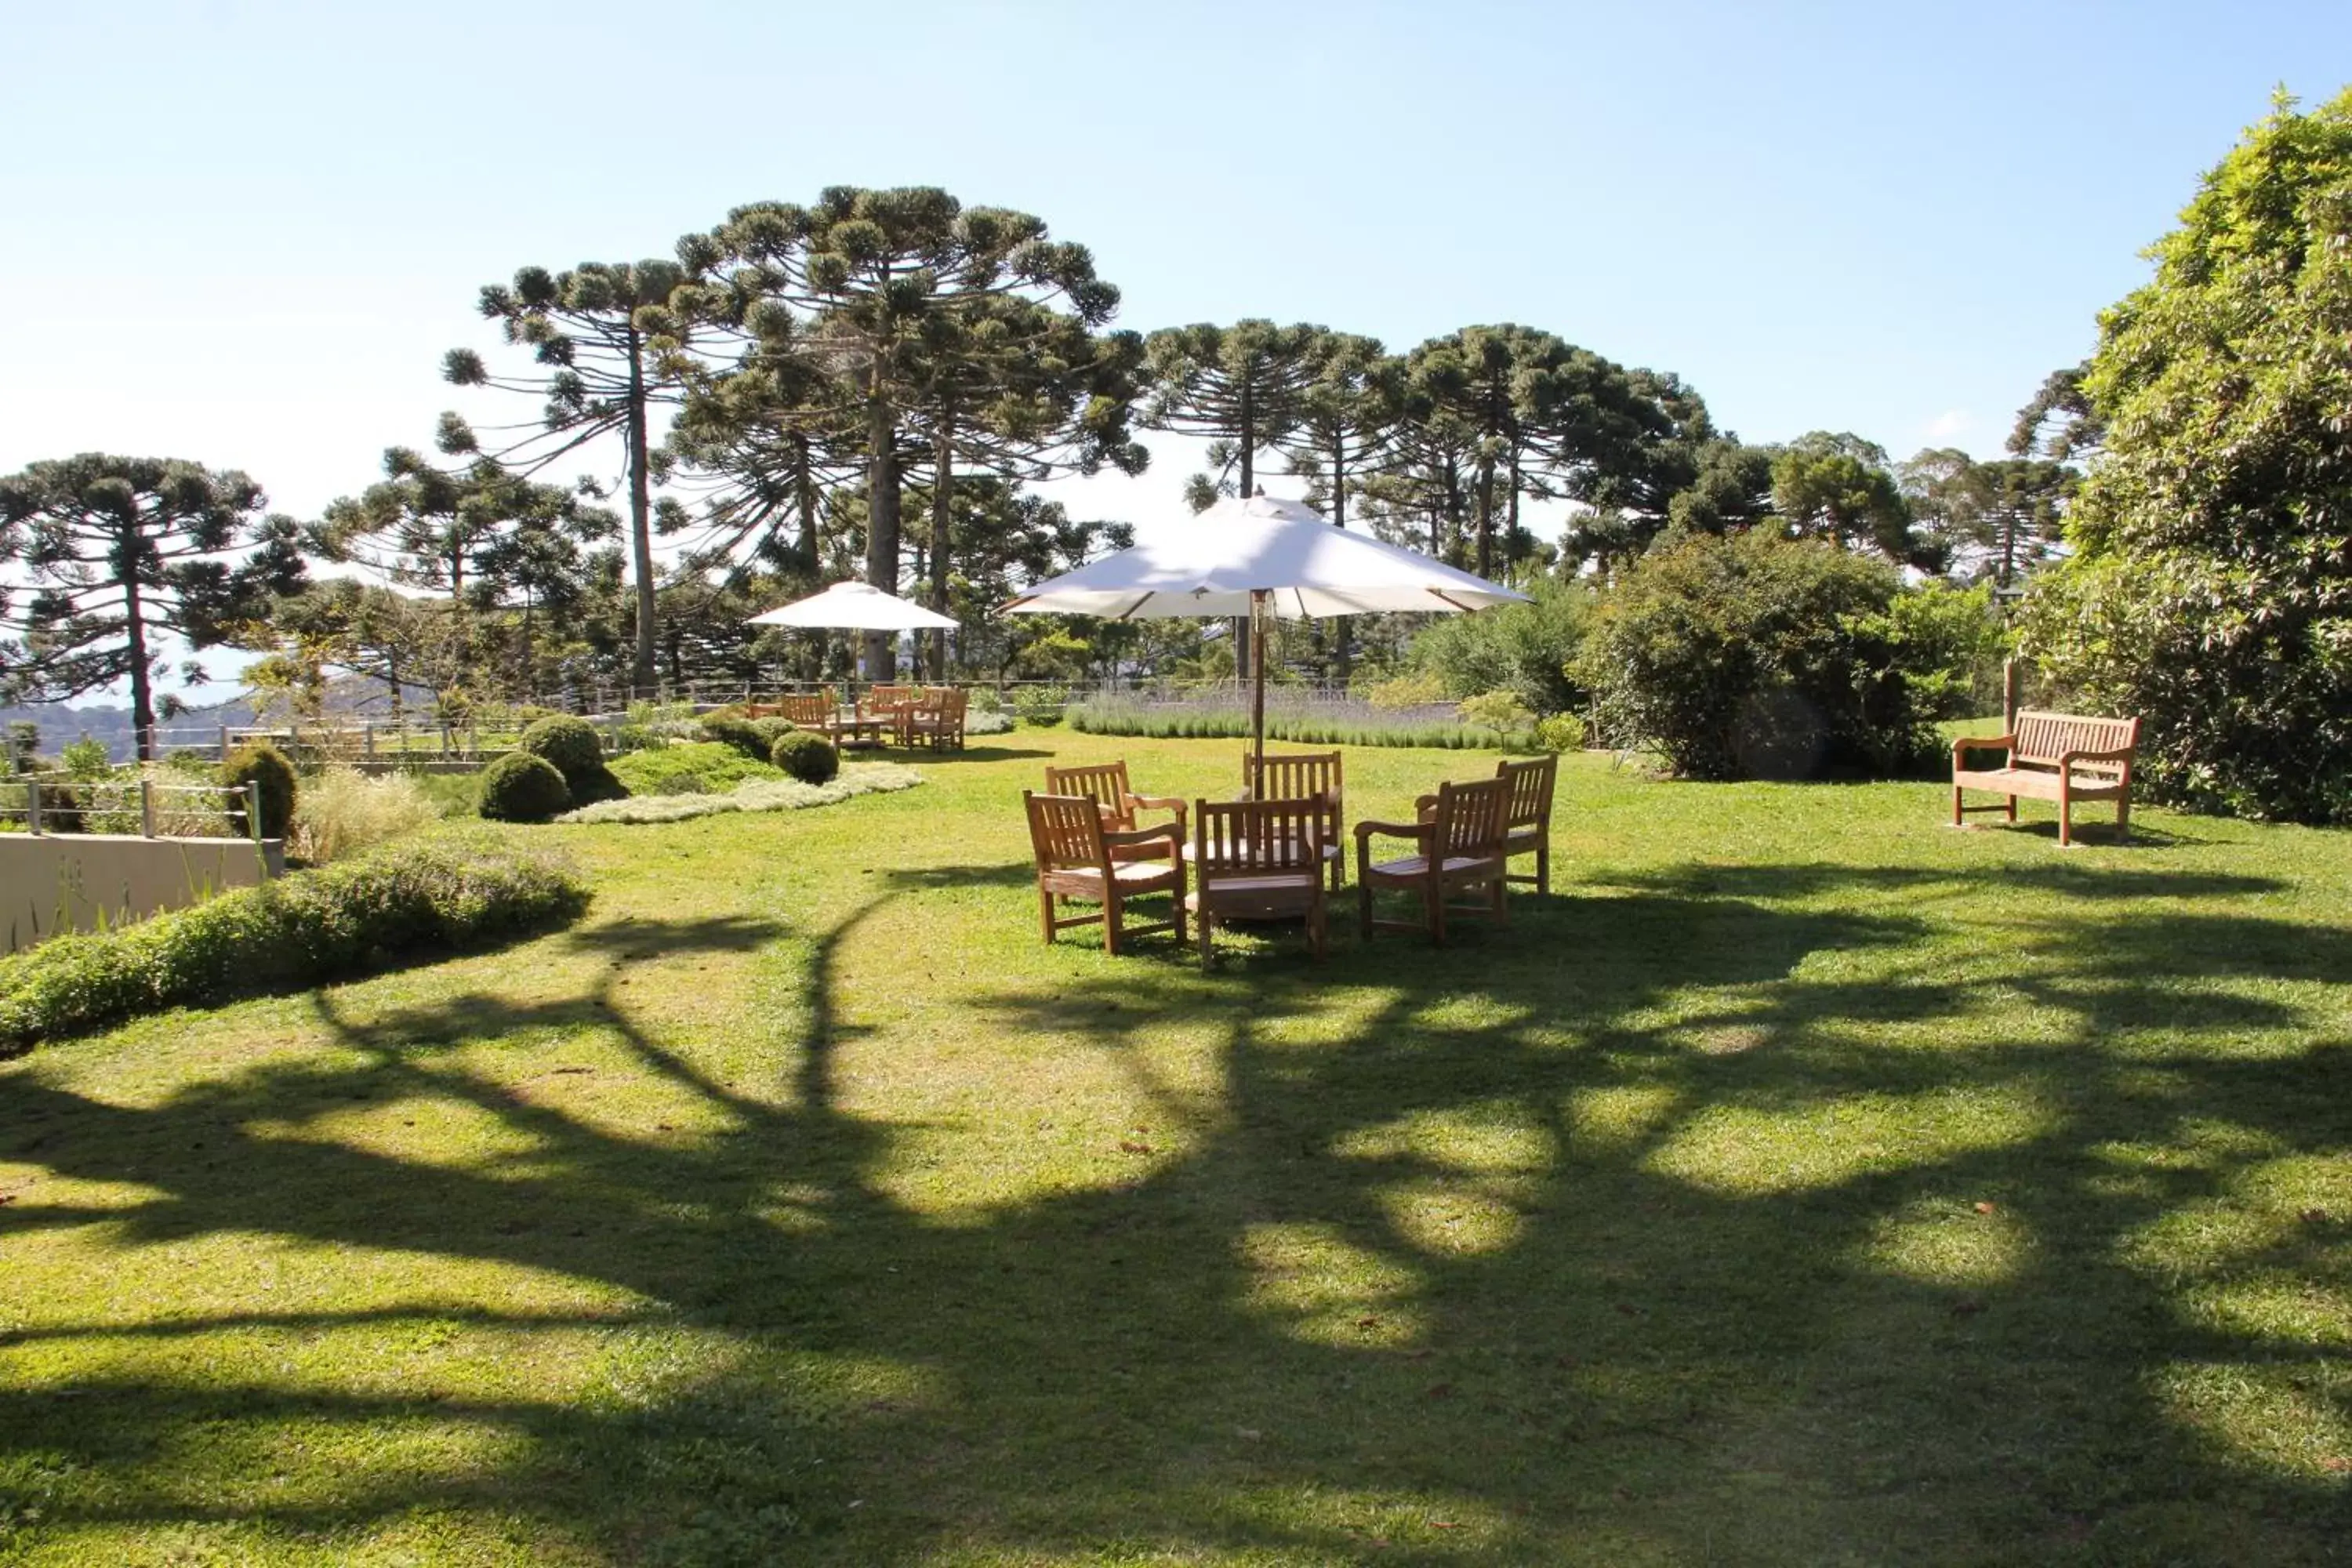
[
  {"x1": 1308, "y1": 896, "x2": 1327, "y2": 960},
  {"x1": 2115, "y1": 796, "x2": 2131, "y2": 842},
  {"x1": 1105, "y1": 894, "x2": 1124, "y2": 955},
  {"x1": 1536, "y1": 843, "x2": 1549, "y2": 897},
  {"x1": 1038, "y1": 887, "x2": 1056, "y2": 945},
  {"x1": 2057, "y1": 783, "x2": 2074, "y2": 849},
  {"x1": 1359, "y1": 879, "x2": 1374, "y2": 938},
  {"x1": 1492, "y1": 875, "x2": 1508, "y2": 927},
  {"x1": 1197, "y1": 903, "x2": 1214, "y2": 965},
  {"x1": 2005, "y1": 793, "x2": 2018, "y2": 823},
  {"x1": 1427, "y1": 877, "x2": 1446, "y2": 947},
  {"x1": 1951, "y1": 785, "x2": 1965, "y2": 827}
]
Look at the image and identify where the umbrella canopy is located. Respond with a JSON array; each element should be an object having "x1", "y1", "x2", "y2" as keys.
[
  {"x1": 1000, "y1": 494, "x2": 1528, "y2": 619},
  {"x1": 1000, "y1": 493, "x2": 1527, "y2": 770},
  {"x1": 747, "y1": 579, "x2": 959, "y2": 631}
]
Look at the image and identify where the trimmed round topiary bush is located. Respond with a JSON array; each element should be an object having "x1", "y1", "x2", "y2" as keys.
[
  {"x1": 220, "y1": 741, "x2": 298, "y2": 839},
  {"x1": 477, "y1": 752, "x2": 572, "y2": 822},
  {"x1": 768, "y1": 729, "x2": 840, "y2": 786},
  {"x1": 518, "y1": 716, "x2": 604, "y2": 782}
]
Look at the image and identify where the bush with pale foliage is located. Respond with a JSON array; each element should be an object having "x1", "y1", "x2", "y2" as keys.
[{"x1": 289, "y1": 768, "x2": 440, "y2": 863}]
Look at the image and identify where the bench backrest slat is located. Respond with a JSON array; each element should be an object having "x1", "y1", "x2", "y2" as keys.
[{"x1": 2013, "y1": 710, "x2": 2140, "y2": 775}]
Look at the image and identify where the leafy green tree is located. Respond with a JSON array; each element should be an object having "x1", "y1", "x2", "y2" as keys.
[
  {"x1": 1577, "y1": 530, "x2": 1932, "y2": 780},
  {"x1": 442, "y1": 260, "x2": 691, "y2": 695},
  {"x1": 685, "y1": 188, "x2": 1123, "y2": 679},
  {"x1": 1769, "y1": 432, "x2": 1934, "y2": 568},
  {"x1": 2022, "y1": 88, "x2": 2352, "y2": 822},
  {"x1": 0, "y1": 456, "x2": 303, "y2": 758}
]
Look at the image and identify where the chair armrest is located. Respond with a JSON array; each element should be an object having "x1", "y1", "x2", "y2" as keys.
[
  {"x1": 1413, "y1": 792, "x2": 1438, "y2": 821},
  {"x1": 2057, "y1": 746, "x2": 2138, "y2": 767},
  {"x1": 1104, "y1": 822, "x2": 1181, "y2": 851},
  {"x1": 1128, "y1": 792, "x2": 1185, "y2": 812},
  {"x1": 1354, "y1": 818, "x2": 1428, "y2": 843},
  {"x1": 1952, "y1": 734, "x2": 2016, "y2": 764}
]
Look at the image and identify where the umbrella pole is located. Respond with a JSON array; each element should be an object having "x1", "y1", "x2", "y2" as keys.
[{"x1": 1250, "y1": 590, "x2": 1268, "y2": 778}]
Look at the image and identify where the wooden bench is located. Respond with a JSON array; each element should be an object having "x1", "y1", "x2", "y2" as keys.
[{"x1": 1951, "y1": 710, "x2": 2140, "y2": 848}]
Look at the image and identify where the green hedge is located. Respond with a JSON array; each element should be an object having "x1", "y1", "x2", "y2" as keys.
[{"x1": 0, "y1": 835, "x2": 590, "y2": 1054}]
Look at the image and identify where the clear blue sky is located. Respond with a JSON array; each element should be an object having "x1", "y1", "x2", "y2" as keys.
[{"x1": 5, "y1": 0, "x2": 2347, "y2": 684}]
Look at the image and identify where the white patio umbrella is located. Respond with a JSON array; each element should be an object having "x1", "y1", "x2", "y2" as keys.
[
  {"x1": 746, "y1": 579, "x2": 959, "y2": 699},
  {"x1": 1000, "y1": 493, "x2": 1529, "y2": 771}
]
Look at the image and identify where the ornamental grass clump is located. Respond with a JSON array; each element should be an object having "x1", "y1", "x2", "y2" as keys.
[
  {"x1": 288, "y1": 768, "x2": 438, "y2": 864},
  {"x1": 0, "y1": 834, "x2": 590, "y2": 1053}
]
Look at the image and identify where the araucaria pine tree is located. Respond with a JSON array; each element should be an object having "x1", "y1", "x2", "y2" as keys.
[{"x1": 0, "y1": 456, "x2": 304, "y2": 759}]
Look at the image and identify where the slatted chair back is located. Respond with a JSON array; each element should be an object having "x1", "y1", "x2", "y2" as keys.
[
  {"x1": 866, "y1": 684, "x2": 917, "y2": 711},
  {"x1": 1193, "y1": 797, "x2": 1325, "y2": 880},
  {"x1": 1498, "y1": 754, "x2": 1556, "y2": 834},
  {"x1": 1025, "y1": 790, "x2": 1112, "y2": 875},
  {"x1": 1245, "y1": 749, "x2": 1342, "y2": 848},
  {"x1": 1432, "y1": 777, "x2": 1511, "y2": 861},
  {"x1": 2013, "y1": 710, "x2": 2140, "y2": 779},
  {"x1": 1044, "y1": 761, "x2": 1138, "y2": 832},
  {"x1": 780, "y1": 693, "x2": 834, "y2": 728}
]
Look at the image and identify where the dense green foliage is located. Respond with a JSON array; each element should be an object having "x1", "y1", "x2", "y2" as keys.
[
  {"x1": 2022, "y1": 89, "x2": 2352, "y2": 822},
  {"x1": 220, "y1": 741, "x2": 298, "y2": 839},
  {"x1": 699, "y1": 713, "x2": 774, "y2": 761},
  {"x1": 476, "y1": 752, "x2": 571, "y2": 822},
  {"x1": 0, "y1": 834, "x2": 586, "y2": 1051},
  {"x1": 1406, "y1": 576, "x2": 1592, "y2": 712},
  {"x1": 608, "y1": 740, "x2": 785, "y2": 797},
  {"x1": 1578, "y1": 532, "x2": 1936, "y2": 780},
  {"x1": 768, "y1": 728, "x2": 840, "y2": 785}
]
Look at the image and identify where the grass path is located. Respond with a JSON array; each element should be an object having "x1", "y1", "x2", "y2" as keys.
[{"x1": 3, "y1": 731, "x2": 2349, "y2": 1564}]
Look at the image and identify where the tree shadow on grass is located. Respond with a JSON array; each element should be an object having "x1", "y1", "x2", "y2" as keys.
[{"x1": 2, "y1": 865, "x2": 2348, "y2": 1563}]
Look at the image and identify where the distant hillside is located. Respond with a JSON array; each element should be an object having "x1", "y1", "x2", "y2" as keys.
[{"x1": 3, "y1": 677, "x2": 431, "y2": 762}]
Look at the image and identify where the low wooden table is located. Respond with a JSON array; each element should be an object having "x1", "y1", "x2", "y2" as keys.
[{"x1": 828, "y1": 713, "x2": 891, "y2": 749}]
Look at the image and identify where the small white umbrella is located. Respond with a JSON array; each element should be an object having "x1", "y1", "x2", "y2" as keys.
[
  {"x1": 1001, "y1": 493, "x2": 1529, "y2": 769},
  {"x1": 746, "y1": 580, "x2": 959, "y2": 700},
  {"x1": 747, "y1": 579, "x2": 959, "y2": 631}
]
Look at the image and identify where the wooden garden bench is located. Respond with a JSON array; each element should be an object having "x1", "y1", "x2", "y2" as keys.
[{"x1": 1951, "y1": 709, "x2": 2140, "y2": 848}]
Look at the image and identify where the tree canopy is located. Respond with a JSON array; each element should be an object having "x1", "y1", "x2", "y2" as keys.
[
  {"x1": 0, "y1": 456, "x2": 303, "y2": 757},
  {"x1": 2022, "y1": 87, "x2": 2352, "y2": 822}
]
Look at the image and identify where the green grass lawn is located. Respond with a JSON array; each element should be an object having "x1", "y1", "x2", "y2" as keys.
[{"x1": 3, "y1": 730, "x2": 2349, "y2": 1565}]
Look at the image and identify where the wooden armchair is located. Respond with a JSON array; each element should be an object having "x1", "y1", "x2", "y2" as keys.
[
  {"x1": 1241, "y1": 749, "x2": 1345, "y2": 890},
  {"x1": 1044, "y1": 761, "x2": 1187, "y2": 862},
  {"x1": 1356, "y1": 776, "x2": 1512, "y2": 944},
  {"x1": 1025, "y1": 790, "x2": 1186, "y2": 954},
  {"x1": 779, "y1": 693, "x2": 836, "y2": 731},
  {"x1": 1188, "y1": 797, "x2": 1329, "y2": 964},
  {"x1": 904, "y1": 688, "x2": 967, "y2": 750},
  {"x1": 1421, "y1": 754, "x2": 1558, "y2": 894}
]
